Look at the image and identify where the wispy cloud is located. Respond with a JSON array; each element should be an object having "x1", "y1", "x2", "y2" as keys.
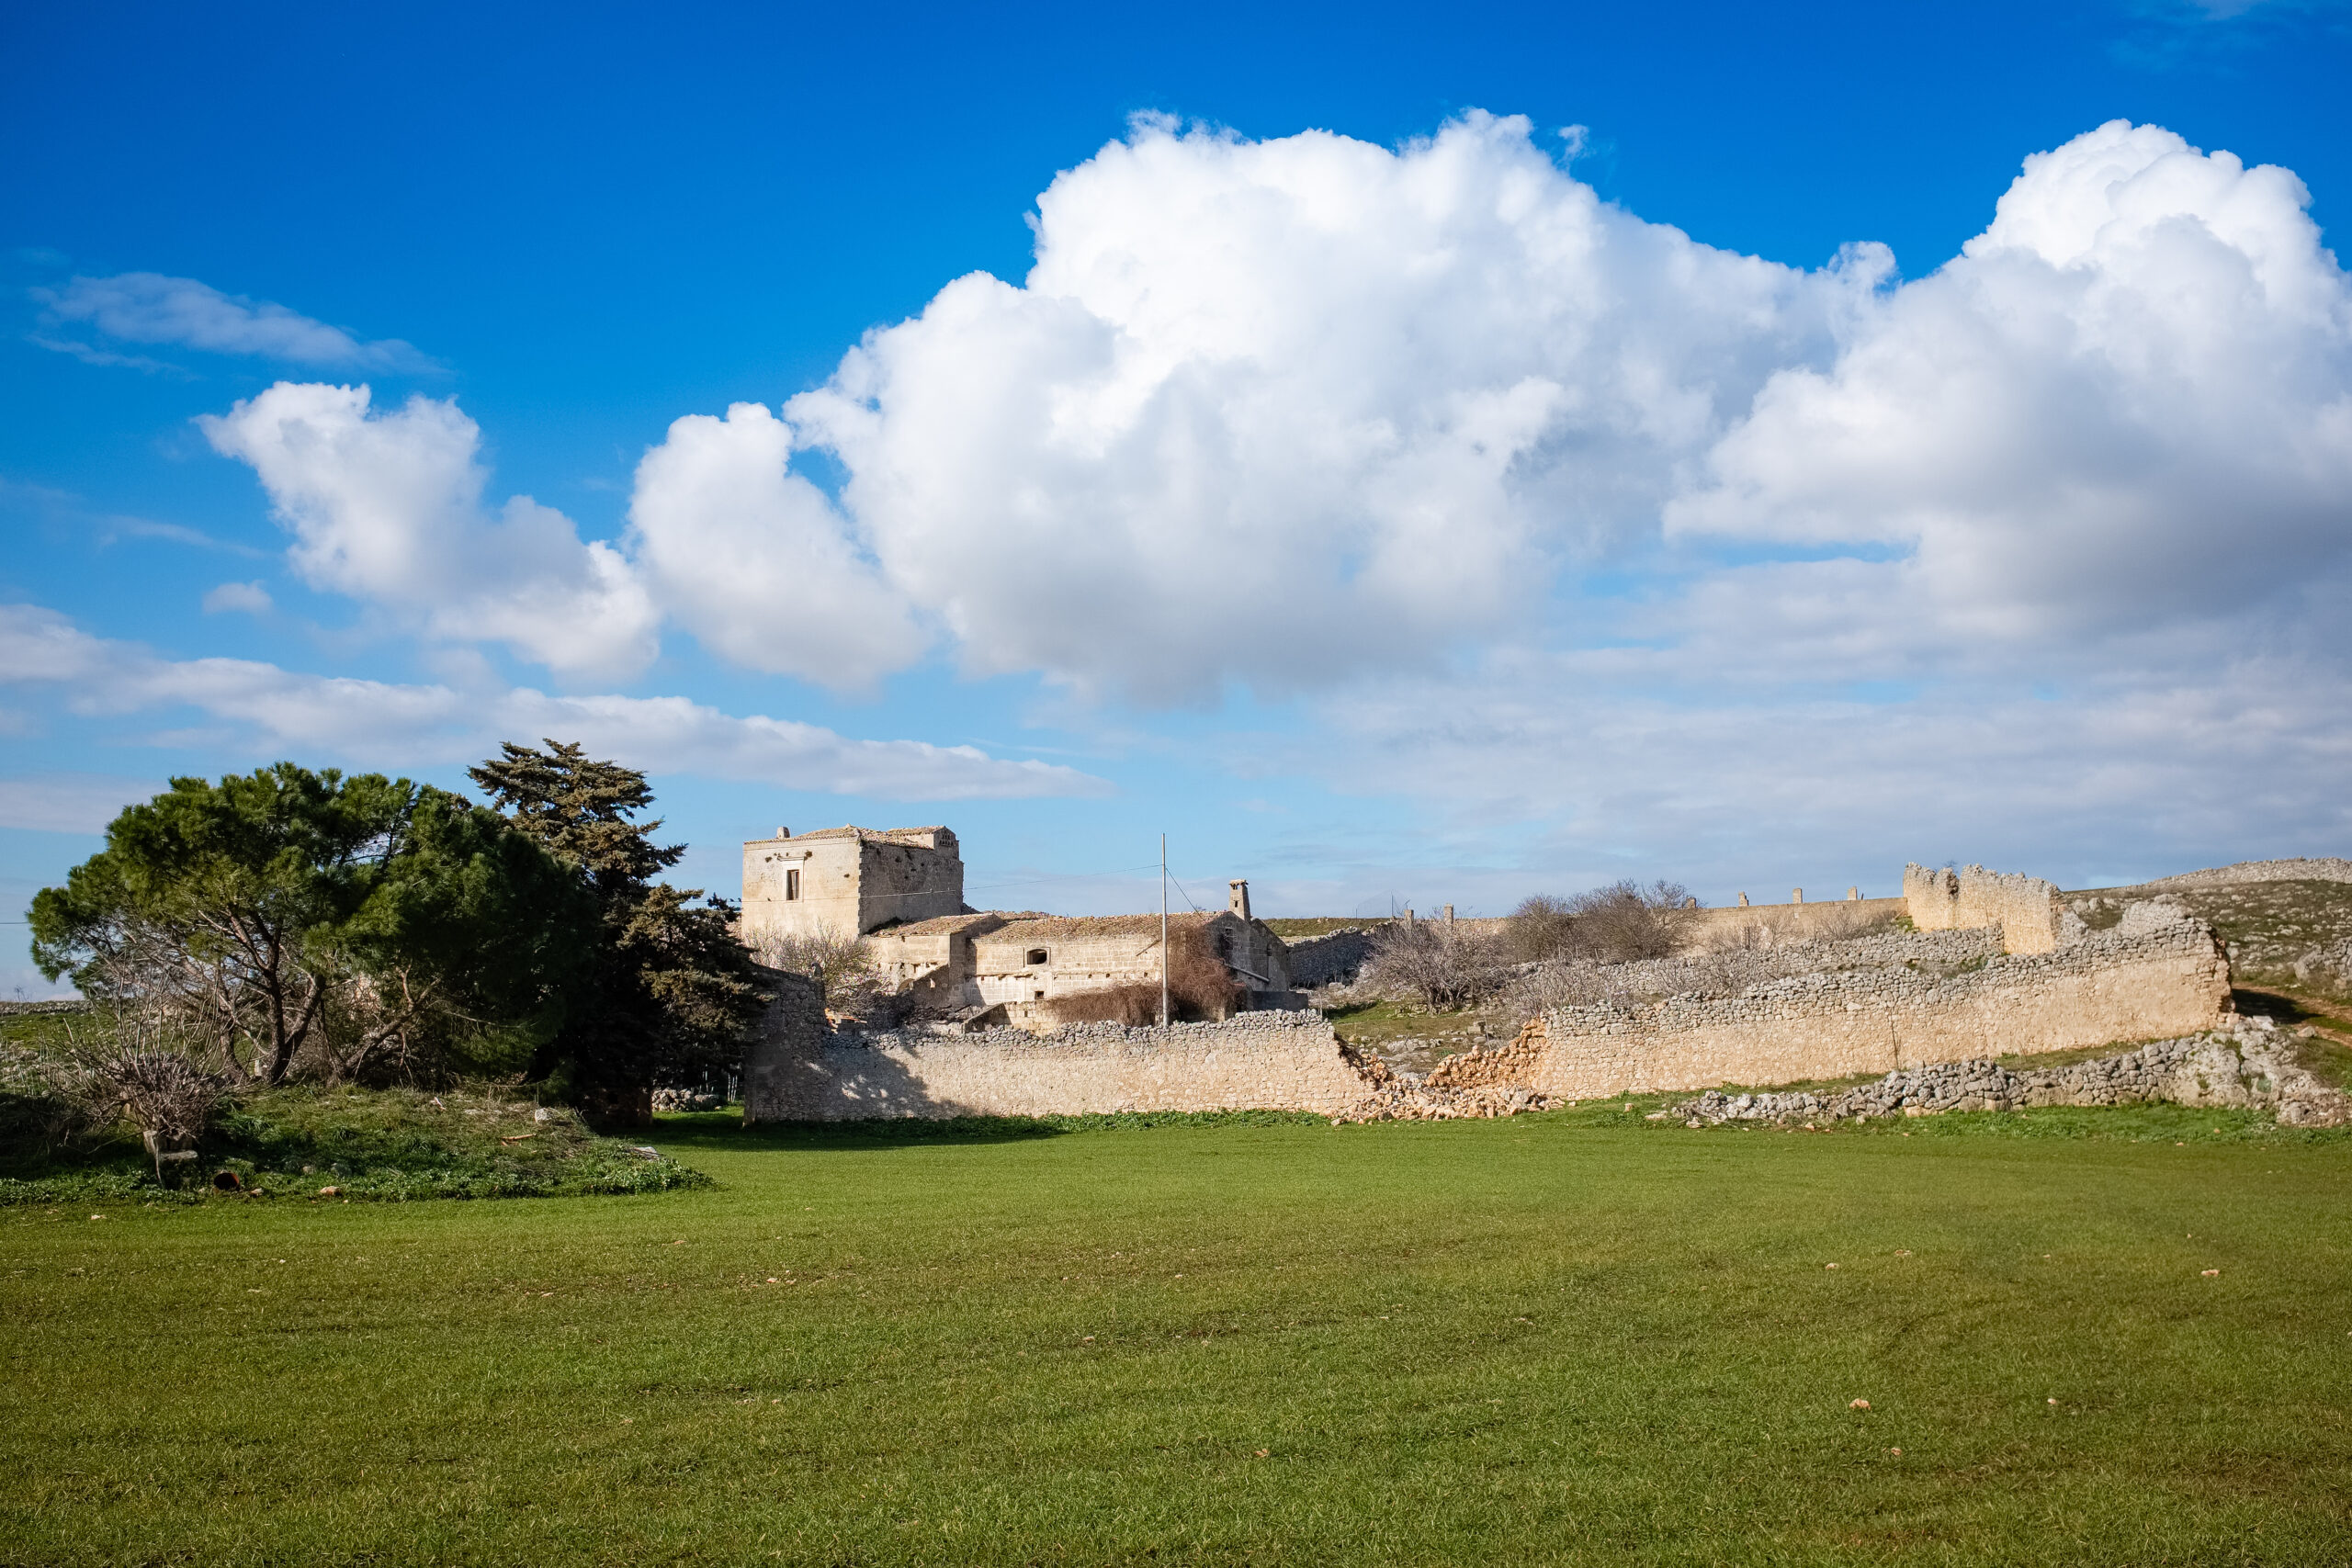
[
  {"x1": 200, "y1": 581, "x2": 272, "y2": 615},
  {"x1": 33, "y1": 273, "x2": 435, "y2": 372},
  {"x1": 0, "y1": 773, "x2": 164, "y2": 834},
  {"x1": 0, "y1": 478, "x2": 266, "y2": 558},
  {"x1": 0, "y1": 603, "x2": 1110, "y2": 802},
  {"x1": 25, "y1": 333, "x2": 189, "y2": 376}
]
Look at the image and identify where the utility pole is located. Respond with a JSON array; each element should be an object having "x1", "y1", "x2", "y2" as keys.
[{"x1": 1159, "y1": 832, "x2": 1170, "y2": 1029}]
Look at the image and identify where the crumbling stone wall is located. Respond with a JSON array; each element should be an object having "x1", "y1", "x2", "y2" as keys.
[
  {"x1": 1428, "y1": 916, "x2": 2228, "y2": 1101},
  {"x1": 1287, "y1": 929, "x2": 1375, "y2": 987},
  {"x1": 1668, "y1": 1017, "x2": 2346, "y2": 1127},
  {"x1": 742, "y1": 1009, "x2": 1383, "y2": 1122},
  {"x1": 2127, "y1": 857, "x2": 2352, "y2": 891},
  {"x1": 1905, "y1": 863, "x2": 2064, "y2": 953}
]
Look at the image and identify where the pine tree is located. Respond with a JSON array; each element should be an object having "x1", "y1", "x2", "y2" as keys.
[{"x1": 469, "y1": 740, "x2": 765, "y2": 1122}]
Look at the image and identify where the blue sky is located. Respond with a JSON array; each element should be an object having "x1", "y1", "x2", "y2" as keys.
[{"x1": 6, "y1": 0, "x2": 2351, "y2": 994}]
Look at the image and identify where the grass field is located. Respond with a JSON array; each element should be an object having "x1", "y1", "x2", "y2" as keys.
[{"x1": 6, "y1": 1105, "x2": 2351, "y2": 1566}]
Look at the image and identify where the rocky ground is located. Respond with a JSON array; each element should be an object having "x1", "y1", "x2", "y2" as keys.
[
  {"x1": 1664, "y1": 1016, "x2": 2349, "y2": 1129},
  {"x1": 2068, "y1": 867, "x2": 2352, "y2": 1003}
]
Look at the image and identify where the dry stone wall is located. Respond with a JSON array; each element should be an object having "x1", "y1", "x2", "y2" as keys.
[
  {"x1": 2125, "y1": 857, "x2": 2352, "y2": 891},
  {"x1": 743, "y1": 1006, "x2": 1383, "y2": 1122},
  {"x1": 1430, "y1": 917, "x2": 2228, "y2": 1101},
  {"x1": 1905, "y1": 863, "x2": 2064, "y2": 953},
  {"x1": 1287, "y1": 929, "x2": 1375, "y2": 987},
  {"x1": 1668, "y1": 1017, "x2": 2346, "y2": 1127}
]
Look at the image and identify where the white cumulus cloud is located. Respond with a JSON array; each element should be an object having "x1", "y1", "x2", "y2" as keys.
[
  {"x1": 627, "y1": 402, "x2": 922, "y2": 690},
  {"x1": 1668, "y1": 120, "x2": 2352, "y2": 644},
  {"x1": 777, "y1": 111, "x2": 1861, "y2": 701},
  {"x1": 34, "y1": 272, "x2": 432, "y2": 370},
  {"x1": 200, "y1": 383, "x2": 662, "y2": 680}
]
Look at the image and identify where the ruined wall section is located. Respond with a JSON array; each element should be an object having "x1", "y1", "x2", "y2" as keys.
[
  {"x1": 1427, "y1": 918, "x2": 2229, "y2": 1100},
  {"x1": 1539, "y1": 919, "x2": 2227, "y2": 1098},
  {"x1": 1287, "y1": 929, "x2": 1375, "y2": 987},
  {"x1": 1905, "y1": 863, "x2": 2063, "y2": 953},
  {"x1": 742, "y1": 1010, "x2": 1380, "y2": 1122}
]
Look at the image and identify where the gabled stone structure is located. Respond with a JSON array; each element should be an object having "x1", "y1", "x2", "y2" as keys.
[
  {"x1": 741, "y1": 825, "x2": 965, "y2": 945},
  {"x1": 744, "y1": 827, "x2": 1300, "y2": 1026}
]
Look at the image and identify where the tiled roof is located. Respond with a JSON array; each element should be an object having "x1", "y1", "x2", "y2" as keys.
[
  {"x1": 871, "y1": 912, "x2": 1006, "y2": 937},
  {"x1": 979, "y1": 912, "x2": 1223, "y2": 941},
  {"x1": 786, "y1": 825, "x2": 951, "y2": 843}
]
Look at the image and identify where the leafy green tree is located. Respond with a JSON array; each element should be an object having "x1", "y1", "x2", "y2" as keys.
[
  {"x1": 469, "y1": 741, "x2": 765, "y2": 1119},
  {"x1": 28, "y1": 764, "x2": 592, "y2": 1086}
]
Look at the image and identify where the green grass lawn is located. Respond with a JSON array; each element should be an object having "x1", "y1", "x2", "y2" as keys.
[{"x1": 6, "y1": 1107, "x2": 2350, "y2": 1565}]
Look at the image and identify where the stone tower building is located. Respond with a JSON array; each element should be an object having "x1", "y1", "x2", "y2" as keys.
[{"x1": 741, "y1": 826, "x2": 965, "y2": 946}]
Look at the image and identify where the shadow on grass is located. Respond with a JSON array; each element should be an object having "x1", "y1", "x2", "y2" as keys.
[{"x1": 650, "y1": 1106, "x2": 1333, "y2": 1154}]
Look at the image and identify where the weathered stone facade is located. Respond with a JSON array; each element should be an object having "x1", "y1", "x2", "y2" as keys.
[
  {"x1": 741, "y1": 826, "x2": 965, "y2": 944},
  {"x1": 1905, "y1": 863, "x2": 2064, "y2": 953},
  {"x1": 1287, "y1": 928, "x2": 1377, "y2": 987},
  {"x1": 743, "y1": 1009, "x2": 1379, "y2": 1122}
]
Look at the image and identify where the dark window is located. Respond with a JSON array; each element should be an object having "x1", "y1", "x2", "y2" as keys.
[
  {"x1": 1025, "y1": 948, "x2": 1048, "y2": 966},
  {"x1": 785, "y1": 869, "x2": 800, "y2": 901}
]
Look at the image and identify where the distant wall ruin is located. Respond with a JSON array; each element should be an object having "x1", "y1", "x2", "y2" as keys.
[
  {"x1": 1427, "y1": 917, "x2": 2229, "y2": 1101},
  {"x1": 1905, "y1": 863, "x2": 2063, "y2": 953},
  {"x1": 1285, "y1": 929, "x2": 1376, "y2": 987}
]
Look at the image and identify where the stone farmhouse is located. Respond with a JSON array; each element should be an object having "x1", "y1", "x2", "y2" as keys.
[
  {"x1": 742, "y1": 824, "x2": 1302, "y2": 1027},
  {"x1": 742, "y1": 825, "x2": 967, "y2": 943},
  {"x1": 743, "y1": 857, "x2": 2254, "y2": 1123}
]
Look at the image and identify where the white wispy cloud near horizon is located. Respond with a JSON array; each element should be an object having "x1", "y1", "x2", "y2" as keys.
[
  {"x1": 0, "y1": 773, "x2": 168, "y2": 835},
  {"x1": 33, "y1": 272, "x2": 435, "y2": 372},
  {"x1": 0, "y1": 604, "x2": 1107, "y2": 802}
]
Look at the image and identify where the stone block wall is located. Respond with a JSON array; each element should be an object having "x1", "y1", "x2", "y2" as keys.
[
  {"x1": 1680, "y1": 898, "x2": 1905, "y2": 945},
  {"x1": 1427, "y1": 918, "x2": 2228, "y2": 1101},
  {"x1": 742, "y1": 1009, "x2": 1382, "y2": 1122},
  {"x1": 1905, "y1": 863, "x2": 2063, "y2": 953},
  {"x1": 1287, "y1": 929, "x2": 1375, "y2": 987}
]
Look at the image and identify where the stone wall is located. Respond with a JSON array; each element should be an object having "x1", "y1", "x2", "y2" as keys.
[
  {"x1": 742, "y1": 1007, "x2": 1383, "y2": 1122},
  {"x1": 1905, "y1": 863, "x2": 2063, "y2": 953},
  {"x1": 1667, "y1": 1017, "x2": 2346, "y2": 1128},
  {"x1": 1681, "y1": 898, "x2": 1905, "y2": 945},
  {"x1": 1428, "y1": 916, "x2": 2229, "y2": 1101},
  {"x1": 1287, "y1": 929, "x2": 1375, "y2": 987},
  {"x1": 2119, "y1": 857, "x2": 2352, "y2": 892}
]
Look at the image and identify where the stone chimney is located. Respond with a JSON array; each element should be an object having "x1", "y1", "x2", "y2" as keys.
[{"x1": 1228, "y1": 879, "x2": 1251, "y2": 919}]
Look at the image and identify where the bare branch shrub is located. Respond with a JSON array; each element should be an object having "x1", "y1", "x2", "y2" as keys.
[
  {"x1": 751, "y1": 931, "x2": 876, "y2": 1003},
  {"x1": 94, "y1": 1049, "x2": 222, "y2": 1173},
  {"x1": 1561, "y1": 879, "x2": 1696, "y2": 962},
  {"x1": 1049, "y1": 983, "x2": 1164, "y2": 1026},
  {"x1": 1502, "y1": 895, "x2": 1577, "y2": 962},
  {"x1": 1361, "y1": 922, "x2": 1510, "y2": 1010}
]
